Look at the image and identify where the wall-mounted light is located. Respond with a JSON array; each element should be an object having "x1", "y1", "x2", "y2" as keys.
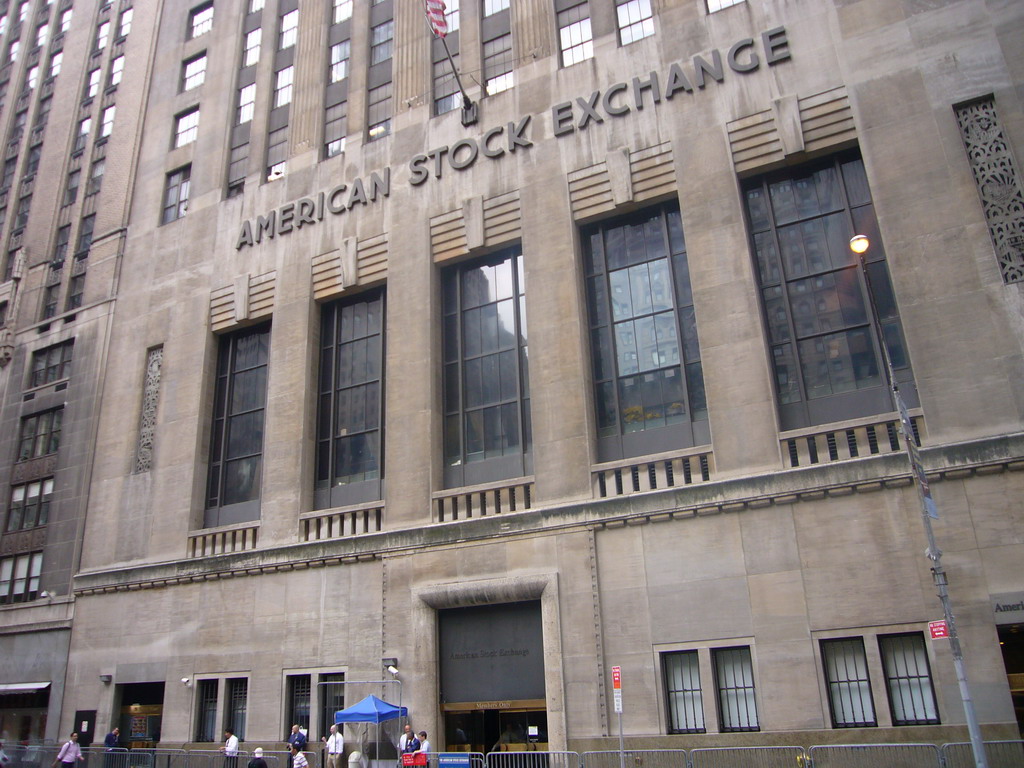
[
  {"x1": 181, "y1": 677, "x2": 192, "y2": 686},
  {"x1": 382, "y1": 658, "x2": 399, "y2": 677},
  {"x1": 99, "y1": 674, "x2": 112, "y2": 684}
]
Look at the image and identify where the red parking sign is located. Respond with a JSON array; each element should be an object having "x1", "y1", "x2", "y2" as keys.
[{"x1": 929, "y1": 620, "x2": 949, "y2": 639}]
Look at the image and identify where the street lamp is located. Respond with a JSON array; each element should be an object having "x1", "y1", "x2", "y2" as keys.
[{"x1": 850, "y1": 235, "x2": 989, "y2": 768}]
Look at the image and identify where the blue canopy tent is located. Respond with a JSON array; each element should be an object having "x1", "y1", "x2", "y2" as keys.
[
  {"x1": 335, "y1": 694, "x2": 407, "y2": 724},
  {"x1": 335, "y1": 695, "x2": 407, "y2": 768}
]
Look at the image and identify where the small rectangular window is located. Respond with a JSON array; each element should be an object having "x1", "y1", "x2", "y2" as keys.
[
  {"x1": 49, "y1": 50, "x2": 63, "y2": 78},
  {"x1": 17, "y1": 408, "x2": 63, "y2": 462},
  {"x1": 109, "y1": 55, "x2": 125, "y2": 87},
  {"x1": 5, "y1": 480, "x2": 54, "y2": 532},
  {"x1": 266, "y1": 127, "x2": 288, "y2": 180},
  {"x1": 118, "y1": 7, "x2": 133, "y2": 37},
  {"x1": 76, "y1": 214, "x2": 96, "y2": 257},
  {"x1": 0, "y1": 552, "x2": 43, "y2": 604},
  {"x1": 88, "y1": 158, "x2": 106, "y2": 196},
  {"x1": 100, "y1": 105, "x2": 116, "y2": 137},
  {"x1": 333, "y1": 0, "x2": 352, "y2": 24},
  {"x1": 174, "y1": 107, "x2": 200, "y2": 147},
  {"x1": 616, "y1": 0, "x2": 654, "y2": 45},
  {"x1": 162, "y1": 166, "x2": 191, "y2": 224},
  {"x1": 367, "y1": 83, "x2": 391, "y2": 141},
  {"x1": 558, "y1": 3, "x2": 593, "y2": 67},
  {"x1": 279, "y1": 9, "x2": 298, "y2": 49},
  {"x1": 274, "y1": 65, "x2": 293, "y2": 108},
  {"x1": 86, "y1": 68, "x2": 101, "y2": 99},
  {"x1": 60, "y1": 9, "x2": 73, "y2": 33},
  {"x1": 182, "y1": 52, "x2": 208, "y2": 91},
  {"x1": 63, "y1": 169, "x2": 80, "y2": 206},
  {"x1": 707, "y1": 0, "x2": 743, "y2": 11},
  {"x1": 370, "y1": 20, "x2": 393, "y2": 65},
  {"x1": 324, "y1": 101, "x2": 346, "y2": 158},
  {"x1": 237, "y1": 83, "x2": 256, "y2": 124},
  {"x1": 94, "y1": 20, "x2": 110, "y2": 50},
  {"x1": 483, "y1": 34, "x2": 513, "y2": 95},
  {"x1": 329, "y1": 40, "x2": 349, "y2": 83},
  {"x1": 189, "y1": 2, "x2": 214, "y2": 39},
  {"x1": 195, "y1": 679, "x2": 219, "y2": 742},
  {"x1": 433, "y1": 56, "x2": 460, "y2": 116},
  {"x1": 243, "y1": 28, "x2": 261, "y2": 67},
  {"x1": 30, "y1": 340, "x2": 74, "y2": 388},
  {"x1": 483, "y1": 0, "x2": 509, "y2": 16}
]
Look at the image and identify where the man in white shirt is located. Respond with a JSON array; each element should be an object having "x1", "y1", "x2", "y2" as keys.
[
  {"x1": 322, "y1": 724, "x2": 344, "y2": 768},
  {"x1": 221, "y1": 729, "x2": 239, "y2": 768}
]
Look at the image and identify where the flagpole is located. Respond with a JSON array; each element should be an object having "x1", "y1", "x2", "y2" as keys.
[
  {"x1": 850, "y1": 234, "x2": 989, "y2": 768},
  {"x1": 424, "y1": 1, "x2": 478, "y2": 125}
]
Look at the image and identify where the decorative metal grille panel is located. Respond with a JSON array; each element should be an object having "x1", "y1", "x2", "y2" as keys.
[
  {"x1": 133, "y1": 346, "x2": 163, "y2": 473},
  {"x1": 955, "y1": 97, "x2": 1024, "y2": 283}
]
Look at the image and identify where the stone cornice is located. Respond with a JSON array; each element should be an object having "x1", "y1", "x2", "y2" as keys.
[{"x1": 73, "y1": 432, "x2": 1024, "y2": 596}]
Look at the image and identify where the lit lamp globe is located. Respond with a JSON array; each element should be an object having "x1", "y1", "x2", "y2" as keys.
[{"x1": 849, "y1": 234, "x2": 870, "y2": 255}]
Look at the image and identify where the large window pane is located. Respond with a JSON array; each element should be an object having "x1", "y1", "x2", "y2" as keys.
[
  {"x1": 879, "y1": 633, "x2": 939, "y2": 725},
  {"x1": 713, "y1": 646, "x2": 759, "y2": 732},
  {"x1": 443, "y1": 246, "x2": 531, "y2": 486},
  {"x1": 663, "y1": 651, "x2": 705, "y2": 733}
]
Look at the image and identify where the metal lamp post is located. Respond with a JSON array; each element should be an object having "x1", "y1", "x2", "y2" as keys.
[{"x1": 849, "y1": 234, "x2": 989, "y2": 768}]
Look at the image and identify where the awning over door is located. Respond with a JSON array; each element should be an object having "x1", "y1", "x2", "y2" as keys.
[{"x1": 0, "y1": 682, "x2": 51, "y2": 693}]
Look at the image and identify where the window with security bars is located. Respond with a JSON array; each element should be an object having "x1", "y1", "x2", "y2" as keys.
[
  {"x1": 30, "y1": 341, "x2": 73, "y2": 387},
  {"x1": 442, "y1": 246, "x2": 532, "y2": 488},
  {"x1": 287, "y1": 674, "x2": 311, "y2": 732},
  {"x1": 879, "y1": 633, "x2": 939, "y2": 725},
  {"x1": 713, "y1": 646, "x2": 759, "y2": 732},
  {"x1": 742, "y1": 151, "x2": 916, "y2": 431},
  {"x1": 0, "y1": 552, "x2": 43, "y2": 604},
  {"x1": 18, "y1": 409, "x2": 63, "y2": 461},
  {"x1": 316, "y1": 291, "x2": 385, "y2": 509},
  {"x1": 6, "y1": 480, "x2": 53, "y2": 532},
  {"x1": 196, "y1": 679, "x2": 219, "y2": 741},
  {"x1": 162, "y1": 166, "x2": 191, "y2": 224},
  {"x1": 226, "y1": 678, "x2": 248, "y2": 738},
  {"x1": 581, "y1": 201, "x2": 708, "y2": 462},
  {"x1": 558, "y1": 2, "x2": 593, "y2": 67},
  {"x1": 662, "y1": 651, "x2": 705, "y2": 733},
  {"x1": 319, "y1": 674, "x2": 345, "y2": 740},
  {"x1": 205, "y1": 324, "x2": 270, "y2": 527},
  {"x1": 821, "y1": 637, "x2": 877, "y2": 727},
  {"x1": 616, "y1": 0, "x2": 653, "y2": 45}
]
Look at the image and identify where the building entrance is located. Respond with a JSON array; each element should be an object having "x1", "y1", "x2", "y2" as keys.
[
  {"x1": 999, "y1": 623, "x2": 1024, "y2": 735},
  {"x1": 443, "y1": 706, "x2": 547, "y2": 754},
  {"x1": 438, "y1": 602, "x2": 545, "y2": 753}
]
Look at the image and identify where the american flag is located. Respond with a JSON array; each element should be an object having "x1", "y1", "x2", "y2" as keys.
[{"x1": 426, "y1": 0, "x2": 448, "y2": 37}]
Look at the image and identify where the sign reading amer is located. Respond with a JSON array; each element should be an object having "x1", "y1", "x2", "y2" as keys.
[{"x1": 234, "y1": 27, "x2": 791, "y2": 250}]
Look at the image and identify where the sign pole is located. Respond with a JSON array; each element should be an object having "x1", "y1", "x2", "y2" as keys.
[{"x1": 611, "y1": 666, "x2": 624, "y2": 768}]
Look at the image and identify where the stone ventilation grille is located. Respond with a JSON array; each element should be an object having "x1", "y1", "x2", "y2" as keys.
[
  {"x1": 955, "y1": 98, "x2": 1024, "y2": 284},
  {"x1": 209, "y1": 271, "x2": 277, "y2": 331},
  {"x1": 133, "y1": 346, "x2": 164, "y2": 474},
  {"x1": 568, "y1": 143, "x2": 676, "y2": 219},
  {"x1": 430, "y1": 191, "x2": 522, "y2": 262},
  {"x1": 727, "y1": 86, "x2": 854, "y2": 173}
]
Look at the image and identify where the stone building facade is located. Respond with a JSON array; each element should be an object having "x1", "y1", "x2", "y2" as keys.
[{"x1": 2, "y1": 0, "x2": 1024, "y2": 753}]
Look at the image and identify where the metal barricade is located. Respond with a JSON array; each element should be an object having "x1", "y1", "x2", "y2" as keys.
[
  {"x1": 128, "y1": 748, "x2": 189, "y2": 768},
  {"x1": 941, "y1": 740, "x2": 1024, "y2": 768},
  {"x1": 485, "y1": 751, "x2": 579, "y2": 768},
  {"x1": 806, "y1": 743, "x2": 941, "y2": 768},
  {"x1": 581, "y1": 749, "x2": 687, "y2": 768},
  {"x1": 80, "y1": 748, "x2": 130, "y2": 768},
  {"x1": 689, "y1": 746, "x2": 805, "y2": 768},
  {"x1": 423, "y1": 752, "x2": 486, "y2": 768},
  {"x1": 3, "y1": 743, "x2": 60, "y2": 768}
]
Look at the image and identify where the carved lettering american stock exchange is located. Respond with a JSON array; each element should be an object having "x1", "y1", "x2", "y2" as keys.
[{"x1": 234, "y1": 26, "x2": 790, "y2": 250}]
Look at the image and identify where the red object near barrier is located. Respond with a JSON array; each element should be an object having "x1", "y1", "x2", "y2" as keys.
[{"x1": 402, "y1": 755, "x2": 427, "y2": 766}]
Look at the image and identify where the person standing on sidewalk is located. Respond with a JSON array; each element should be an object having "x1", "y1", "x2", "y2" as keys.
[
  {"x1": 53, "y1": 733, "x2": 84, "y2": 768},
  {"x1": 291, "y1": 743, "x2": 309, "y2": 768},
  {"x1": 322, "y1": 724, "x2": 344, "y2": 768}
]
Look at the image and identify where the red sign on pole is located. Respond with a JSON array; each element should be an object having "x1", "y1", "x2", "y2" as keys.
[
  {"x1": 929, "y1": 620, "x2": 949, "y2": 639},
  {"x1": 611, "y1": 666, "x2": 621, "y2": 689}
]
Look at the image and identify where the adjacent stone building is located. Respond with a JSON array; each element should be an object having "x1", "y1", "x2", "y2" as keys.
[{"x1": 2, "y1": 0, "x2": 1024, "y2": 753}]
